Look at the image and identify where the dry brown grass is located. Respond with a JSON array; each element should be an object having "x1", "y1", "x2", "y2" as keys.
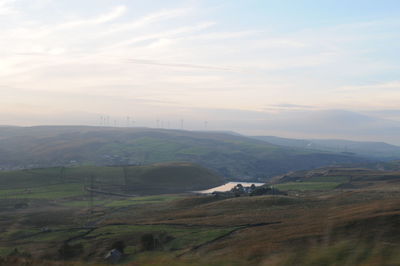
[{"x1": 2, "y1": 176, "x2": 400, "y2": 265}]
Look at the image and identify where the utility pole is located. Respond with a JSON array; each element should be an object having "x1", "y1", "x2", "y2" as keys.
[
  {"x1": 123, "y1": 167, "x2": 128, "y2": 192},
  {"x1": 59, "y1": 167, "x2": 65, "y2": 182},
  {"x1": 89, "y1": 175, "x2": 94, "y2": 215}
]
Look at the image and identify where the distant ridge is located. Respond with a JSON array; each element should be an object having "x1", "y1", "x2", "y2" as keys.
[
  {"x1": 253, "y1": 136, "x2": 400, "y2": 160},
  {"x1": 0, "y1": 126, "x2": 368, "y2": 179}
]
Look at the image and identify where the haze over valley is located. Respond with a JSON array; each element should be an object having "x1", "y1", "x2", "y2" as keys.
[{"x1": 1, "y1": 0, "x2": 400, "y2": 265}]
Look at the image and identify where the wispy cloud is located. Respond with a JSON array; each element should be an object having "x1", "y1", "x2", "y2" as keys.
[
  {"x1": 101, "y1": 7, "x2": 192, "y2": 35},
  {"x1": 336, "y1": 81, "x2": 400, "y2": 92},
  {"x1": 0, "y1": 0, "x2": 16, "y2": 16},
  {"x1": 58, "y1": 5, "x2": 127, "y2": 29},
  {"x1": 107, "y1": 21, "x2": 216, "y2": 49},
  {"x1": 265, "y1": 103, "x2": 317, "y2": 111},
  {"x1": 1, "y1": 1, "x2": 400, "y2": 129},
  {"x1": 125, "y1": 58, "x2": 234, "y2": 71},
  {"x1": 0, "y1": 0, "x2": 16, "y2": 15}
]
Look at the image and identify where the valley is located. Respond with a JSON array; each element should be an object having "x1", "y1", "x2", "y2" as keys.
[
  {"x1": 0, "y1": 126, "x2": 370, "y2": 179},
  {"x1": 2, "y1": 1, "x2": 399, "y2": 265},
  {"x1": 1, "y1": 163, "x2": 399, "y2": 265}
]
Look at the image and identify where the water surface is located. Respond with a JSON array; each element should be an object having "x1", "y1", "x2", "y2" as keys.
[{"x1": 197, "y1": 182, "x2": 265, "y2": 194}]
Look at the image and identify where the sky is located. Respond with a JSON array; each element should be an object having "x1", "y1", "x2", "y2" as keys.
[{"x1": 1, "y1": 0, "x2": 400, "y2": 143}]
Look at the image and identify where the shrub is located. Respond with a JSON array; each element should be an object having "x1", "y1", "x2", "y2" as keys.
[
  {"x1": 141, "y1": 233, "x2": 158, "y2": 251},
  {"x1": 58, "y1": 242, "x2": 84, "y2": 260},
  {"x1": 111, "y1": 240, "x2": 126, "y2": 253}
]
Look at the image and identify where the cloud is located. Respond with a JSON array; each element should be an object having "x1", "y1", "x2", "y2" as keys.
[
  {"x1": 180, "y1": 30, "x2": 262, "y2": 41},
  {"x1": 364, "y1": 109, "x2": 400, "y2": 122},
  {"x1": 108, "y1": 21, "x2": 216, "y2": 49},
  {"x1": 56, "y1": 5, "x2": 127, "y2": 29},
  {"x1": 1, "y1": 1, "x2": 400, "y2": 125},
  {"x1": 336, "y1": 81, "x2": 400, "y2": 92},
  {"x1": 0, "y1": 0, "x2": 16, "y2": 15},
  {"x1": 265, "y1": 103, "x2": 316, "y2": 111},
  {"x1": 125, "y1": 58, "x2": 233, "y2": 71},
  {"x1": 101, "y1": 7, "x2": 192, "y2": 35}
]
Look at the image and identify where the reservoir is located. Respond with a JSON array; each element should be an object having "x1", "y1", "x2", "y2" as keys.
[{"x1": 197, "y1": 182, "x2": 265, "y2": 194}]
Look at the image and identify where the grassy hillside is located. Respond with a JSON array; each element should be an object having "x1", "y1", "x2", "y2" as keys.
[
  {"x1": 270, "y1": 165, "x2": 400, "y2": 193},
  {"x1": 0, "y1": 166, "x2": 399, "y2": 265},
  {"x1": 0, "y1": 163, "x2": 224, "y2": 196},
  {"x1": 123, "y1": 162, "x2": 224, "y2": 194},
  {"x1": 254, "y1": 135, "x2": 400, "y2": 159},
  {"x1": 0, "y1": 126, "x2": 368, "y2": 179}
]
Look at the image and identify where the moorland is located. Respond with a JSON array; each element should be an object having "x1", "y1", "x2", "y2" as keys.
[
  {"x1": 1, "y1": 126, "x2": 400, "y2": 265},
  {"x1": 0, "y1": 126, "x2": 369, "y2": 179},
  {"x1": 1, "y1": 162, "x2": 400, "y2": 265}
]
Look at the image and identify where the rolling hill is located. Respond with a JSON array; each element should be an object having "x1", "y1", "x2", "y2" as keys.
[
  {"x1": 0, "y1": 126, "x2": 369, "y2": 180},
  {"x1": 269, "y1": 164, "x2": 400, "y2": 192},
  {"x1": 253, "y1": 135, "x2": 400, "y2": 160},
  {"x1": 0, "y1": 163, "x2": 224, "y2": 195},
  {"x1": 1, "y1": 164, "x2": 399, "y2": 265}
]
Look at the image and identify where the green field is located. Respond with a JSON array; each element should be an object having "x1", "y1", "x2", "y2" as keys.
[
  {"x1": 0, "y1": 163, "x2": 223, "y2": 196},
  {"x1": 0, "y1": 126, "x2": 367, "y2": 179},
  {"x1": 1, "y1": 165, "x2": 400, "y2": 265},
  {"x1": 306, "y1": 176, "x2": 349, "y2": 183},
  {"x1": 0, "y1": 183, "x2": 85, "y2": 199},
  {"x1": 104, "y1": 195, "x2": 183, "y2": 207},
  {"x1": 275, "y1": 181, "x2": 341, "y2": 191},
  {"x1": 273, "y1": 173, "x2": 353, "y2": 191}
]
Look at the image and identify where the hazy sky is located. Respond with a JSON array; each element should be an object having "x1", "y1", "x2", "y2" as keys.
[{"x1": 1, "y1": 0, "x2": 400, "y2": 141}]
